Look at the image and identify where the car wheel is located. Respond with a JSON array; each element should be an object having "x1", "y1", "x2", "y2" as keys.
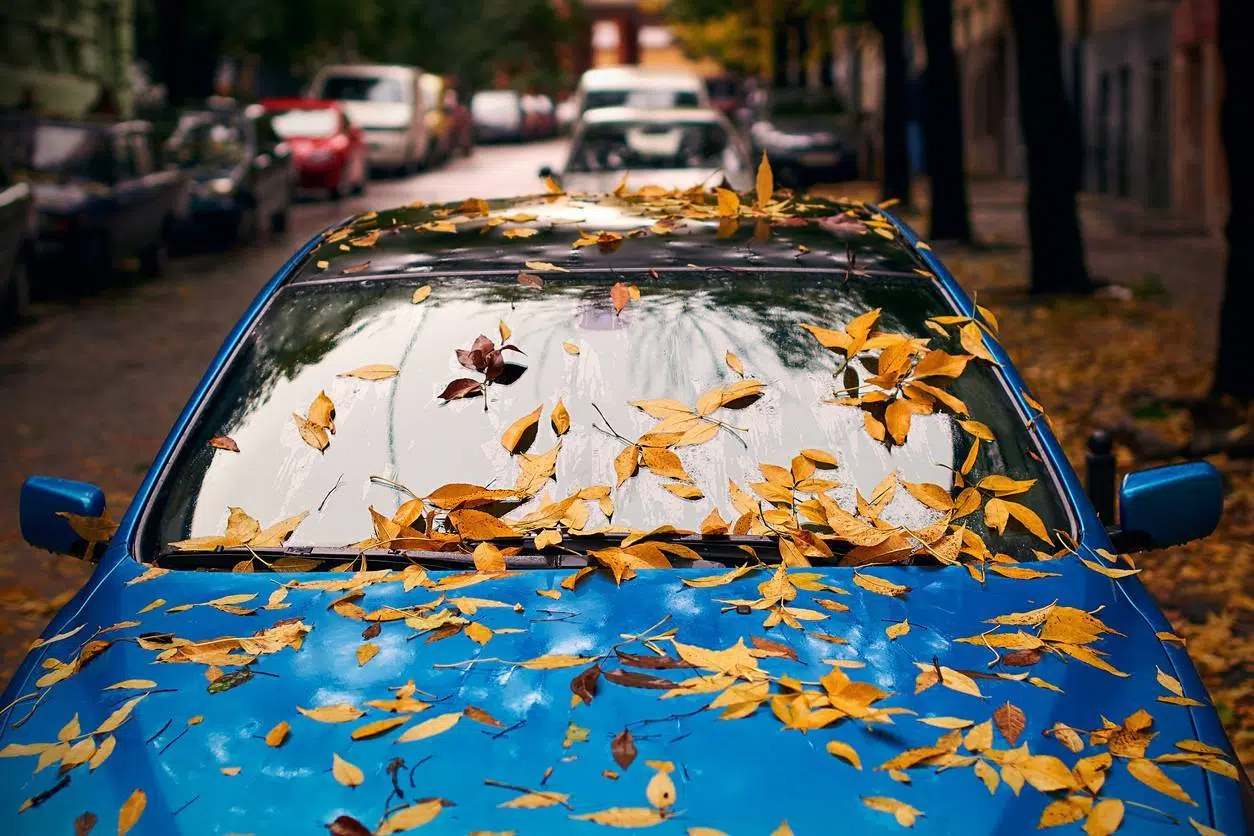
[{"x1": 1, "y1": 259, "x2": 31, "y2": 328}]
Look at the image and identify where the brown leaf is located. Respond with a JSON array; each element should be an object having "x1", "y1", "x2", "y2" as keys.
[
  {"x1": 614, "y1": 445, "x2": 640, "y2": 486},
  {"x1": 464, "y1": 705, "x2": 503, "y2": 727},
  {"x1": 993, "y1": 701, "x2": 1026, "y2": 746},
  {"x1": 571, "y1": 664, "x2": 602, "y2": 706},
  {"x1": 437, "y1": 378, "x2": 484, "y2": 401},
  {"x1": 552, "y1": 399, "x2": 571, "y2": 436},
  {"x1": 208, "y1": 436, "x2": 239, "y2": 453},
  {"x1": 612, "y1": 728, "x2": 638, "y2": 769},
  {"x1": 611, "y1": 282, "x2": 632, "y2": 314},
  {"x1": 616, "y1": 651, "x2": 691, "y2": 670},
  {"x1": 518, "y1": 272, "x2": 544, "y2": 289},
  {"x1": 750, "y1": 635, "x2": 798, "y2": 661},
  {"x1": 75, "y1": 812, "x2": 97, "y2": 836},
  {"x1": 326, "y1": 816, "x2": 372, "y2": 836},
  {"x1": 603, "y1": 668, "x2": 679, "y2": 690}
]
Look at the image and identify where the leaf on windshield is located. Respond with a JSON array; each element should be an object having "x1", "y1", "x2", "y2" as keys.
[
  {"x1": 725, "y1": 351, "x2": 745, "y2": 377},
  {"x1": 502, "y1": 405, "x2": 543, "y2": 453},
  {"x1": 438, "y1": 378, "x2": 483, "y2": 401},
  {"x1": 473, "y1": 543, "x2": 506, "y2": 573},
  {"x1": 518, "y1": 272, "x2": 544, "y2": 289},
  {"x1": 332, "y1": 753, "x2": 364, "y2": 788},
  {"x1": 552, "y1": 399, "x2": 571, "y2": 436},
  {"x1": 410, "y1": 285, "x2": 432, "y2": 304},
  {"x1": 716, "y1": 188, "x2": 740, "y2": 217},
  {"x1": 611, "y1": 282, "x2": 636, "y2": 314},
  {"x1": 339, "y1": 364, "x2": 398, "y2": 381},
  {"x1": 208, "y1": 436, "x2": 239, "y2": 452}
]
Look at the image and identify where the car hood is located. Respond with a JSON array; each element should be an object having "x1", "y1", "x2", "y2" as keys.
[
  {"x1": 0, "y1": 557, "x2": 1227, "y2": 834},
  {"x1": 562, "y1": 168, "x2": 752, "y2": 195}
]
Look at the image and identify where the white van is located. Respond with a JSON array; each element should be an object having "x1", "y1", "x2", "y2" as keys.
[
  {"x1": 309, "y1": 65, "x2": 429, "y2": 173},
  {"x1": 574, "y1": 67, "x2": 710, "y2": 117}
]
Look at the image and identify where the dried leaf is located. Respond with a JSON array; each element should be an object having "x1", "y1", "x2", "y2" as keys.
[
  {"x1": 117, "y1": 789, "x2": 146, "y2": 835},
  {"x1": 611, "y1": 282, "x2": 632, "y2": 314},
  {"x1": 396, "y1": 712, "x2": 461, "y2": 742},
  {"x1": 340, "y1": 364, "x2": 399, "y2": 381},
  {"x1": 377, "y1": 801, "x2": 444, "y2": 835},
  {"x1": 208, "y1": 436, "x2": 239, "y2": 452},
  {"x1": 437, "y1": 378, "x2": 483, "y2": 401},
  {"x1": 755, "y1": 151, "x2": 773, "y2": 209},
  {"x1": 862, "y1": 796, "x2": 923, "y2": 828},
  {"x1": 502, "y1": 405, "x2": 543, "y2": 453},
  {"x1": 297, "y1": 704, "x2": 364, "y2": 723},
  {"x1": 356, "y1": 642, "x2": 379, "y2": 667},
  {"x1": 473, "y1": 542, "x2": 506, "y2": 572},
  {"x1": 571, "y1": 808, "x2": 668, "y2": 827},
  {"x1": 993, "y1": 702, "x2": 1026, "y2": 746},
  {"x1": 563, "y1": 341, "x2": 580, "y2": 355},
  {"x1": 612, "y1": 728, "x2": 638, "y2": 769},
  {"x1": 411, "y1": 285, "x2": 432, "y2": 304},
  {"x1": 826, "y1": 740, "x2": 862, "y2": 769},
  {"x1": 885, "y1": 620, "x2": 910, "y2": 640},
  {"x1": 552, "y1": 399, "x2": 571, "y2": 436},
  {"x1": 518, "y1": 272, "x2": 545, "y2": 289},
  {"x1": 725, "y1": 351, "x2": 745, "y2": 376},
  {"x1": 333, "y1": 753, "x2": 364, "y2": 787},
  {"x1": 265, "y1": 720, "x2": 290, "y2": 747},
  {"x1": 1127, "y1": 757, "x2": 1196, "y2": 806}
]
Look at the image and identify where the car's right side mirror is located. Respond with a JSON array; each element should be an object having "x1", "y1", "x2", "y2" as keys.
[{"x1": 1117, "y1": 461, "x2": 1222, "y2": 551}]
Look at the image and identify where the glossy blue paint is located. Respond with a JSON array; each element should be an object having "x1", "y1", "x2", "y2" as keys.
[
  {"x1": 1120, "y1": 461, "x2": 1223, "y2": 549},
  {"x1": 0, "y1": 204, "x2": 1246, "y2": 834},
  {"x1": 19, "y1": 476, "x2": 105, "y2": 555}
]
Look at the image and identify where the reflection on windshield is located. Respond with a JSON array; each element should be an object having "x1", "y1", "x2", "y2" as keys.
[
  {"x1": 320, "y1": 76, "x2": 406, "y2": 103},
  {"x1": 569, "y1": 122, "x2": 728, "y2": 173},
  {"x1": 145, "y1": 272, "x2": 1067, "y2": 566}
]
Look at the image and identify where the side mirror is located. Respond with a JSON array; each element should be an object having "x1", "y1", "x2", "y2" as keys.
[
  {"x1": 20, "y1": 476, "x2": 106, "y2": 556},
  {"x1": 538, "y1": 165, "x2": 554, "y2": 179},
  {"x1": 1117, "y1": 461, "x2": 1222, "y2": 551}
]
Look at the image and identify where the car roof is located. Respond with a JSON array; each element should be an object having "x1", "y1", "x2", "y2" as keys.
[
  {"x1": 283, "y1": 193, "x2": 934, "y2": 286},
  {"x1": 577, "y1": 106, "x2": 729, "y2": 126},
  {"x1": 578, "y1": 66, "x2": 703, "y2": 91}
]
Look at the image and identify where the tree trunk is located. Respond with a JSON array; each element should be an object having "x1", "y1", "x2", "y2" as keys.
[
  {"x1": 921, "y1": 0, "x2": 972, "y2": 242},
  {"x1": 1212, "y1": 0, "x2": 1254, "y2": 401},
  {"x1": 871, "y1": 0, "x2": 911, "y2": 208},
  {"x1": 1007, "y1": 0, "x2": 1092, "y2": 294}
]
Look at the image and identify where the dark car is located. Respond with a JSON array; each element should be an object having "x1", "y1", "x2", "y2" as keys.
[
  {"x1": 166, "y1": 103, "x2": 293, "y2": 244},
  {"x1": 5, "y1": 186, "x2": 1249, "y2": 834},
  {"x1": 262, "y1": 98, "x2": 367, "y2": 200},
  {"x1": 0, "y1": 161, "x2": 34, "y2": 326},
  {"x1": 27, "y1": 118, "x2": 186, "y2": 289},
  {"x1": 749, "y1": 92, "x2": 858, "y2": 189},
  {"x1": 704, "y1": 74, "x2": 743, "y2": 119}
]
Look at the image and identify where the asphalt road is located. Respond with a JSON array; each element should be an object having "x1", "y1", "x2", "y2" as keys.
[{"x1": 0, "y1": 137, "x2": 569, "y2": 686}]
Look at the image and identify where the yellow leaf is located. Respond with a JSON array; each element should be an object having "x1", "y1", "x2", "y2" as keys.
[
  {"x1": 61, "y1": 736, "x2": 97, "y2": 769},
  {"x1": 986, "y1": 565, "x2": 1060, "y2": 580},
  {"x1": 1019, "y1": 755, "x2": 1080, "y2": 792},
  {"x1": 862, "y1": 796, "x2": 923, "y2": 828},
  {"x1": 563, "y1": 341, "x2": 581, "y2": 355},
  {"x1": 853, "y1": 573, "x2": 910, "y2": 597},
  {"x1": 88, "y1": 734, "x2": 115, "y2": 770},
  {"x1": 411, "y1": 285, "x2": 432, "y2": 304},
  {"x1": 58, "y1": 714, "x2": 80, "y2": 742},
  {"x1": 826, "y1": 740, "x2": 862, "y2": 769},
  {"x1": 503, "y1": 227, "x2": 537, "y2": 239},
  {"x1": 544, "y1": 175, "x2": 563, "y2": 194},
  {"x1": 297, "y1": 704, "x2": 365, "y2": 723},
  {"x1": 396, "y1": 711, "x2": 461, "y2": 742},
  {"x1": 662, "y1": 483, "x2": 703, "y2": 500},
  {"x1": 466, "y1": 622, "x2": 494, "y2": 645},
  {"x1": 1156, "y1": 666, "x2": 1185, "y2": 697},
  {"x1": 724, "y1": 350, "x2": 745, "y2": 376},
  {"x1": 1038, "y1": 797, "x2": 1091, "y2": 829},
  {"x1": 95, "y1": 695, "x2": 145, "y2": 735},
  {"x1": 525, "y1": 261, "x2": 567, "y2": 272},
  {"x1": 339, "y1": 363, "x2": 399, "y2": 380},
  {"x1": 918, "y1": 716, "x2": 974, "y2": 730},
  {"x1": 1189, "y1": 818, "x2": 1225, "y2": 836},
  {"x1": 755, "y1": 150, "x2": 773, "y2": 209},
  {"x1": 519, "y1": 654, "x2": 596, "y2": 670},
  {"x1": 646, "y1": 769, "x2": 677, "y2": 808},
  {"x1": 683, "y1": 564, "x2": 753, "y2": 588},
  {"x1": 1084, "y1": 799, "x2": 1124, "y2": 836},
  {"x1": 886, "y1": 620, "x2": 910, "y2": 640},
  {"x1": 357, "y1": 642, "x2": 380, "y2": 667},
  {"x1": 885, "y1": 398, "x2": 913, "y2": 444},
  {"x1": 571, "y1": 807, "x2": 668, "y2": 827},
  {"x1": 552, "y1": 399, "x2": 571, "y2": 436},
  {"x1": 500, "y1": 791, "x2": 569, "y2": 809},
  {"x1": 118, "y1": 789, "x2": 146, "y2": 835},
  {"x1": 378, "y1": 800, "x2": 444, "y2": 834},
  {"x1": 716, "y1": 188, "x2": 740, "y2": 217},
  {"x1": 265, "y1": 720, "x2": 290, "y2": 747},
  {"x1": 502, "y1": 405, "x2": 543, "y2": 453},
  {"x1": 473, "y1": 543, "x2": 506, "y2": 573},
  {"x1": 973, "y1": 759, "x2": 999, "y2": 794},
  {"x1": 914, "y1": 663, "x2": 984, "y2": 698},
  {"x1": 1128, "y1": 757, "x2": 1196, "y2": 806},
  {"x1": 960, "y1": 322, "x2": 996, "y2": 363},
  {"x1": 351, "y1": 715, "x2": 409, "y2": 740}
]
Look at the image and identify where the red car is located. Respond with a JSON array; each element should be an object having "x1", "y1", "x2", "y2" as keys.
[{"x1": 260, "y1": 98, "x2": 367, "y2": 200}]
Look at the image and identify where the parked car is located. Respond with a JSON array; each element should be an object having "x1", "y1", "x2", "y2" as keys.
[
  {"x1": 555, "y1": 95, "x2": 578, "y2": 134},
  {"x1": 748, "y1": 91, "x2": 858, "y2": 189},
  {"x1": 573, "y1": 66, "x2": 709, "y2": 117},
  {"x1": 442, "y1": 87, "x2": 474, "y2": 158},
  {"x1": 262, "y1": 98, "x2": 367, "y2": 200},
  {"x1": 310, "y1": 65, "x2": 430, "y2": 174},
  {"x1": 470, "y1": 90, "x2": 524, "y2": 143},
  {"x1": 547, "y1": 106, "x2": 751, "y2": 193},
  {"x1": 165, "y1": 104, "x2": 293, "y2": 244},
  {"x1": 7, "y1": 189, "x2": 1248, "y2": 835},
  {"x1": 27, "y1": 118, "x2": 185, "y2": 289},
  {"x1": 521, "y1": 94, "x2": 556, "y2": 140},
  {"x1": 0, "y1": 165, "x2": 34, "y2": 325}
]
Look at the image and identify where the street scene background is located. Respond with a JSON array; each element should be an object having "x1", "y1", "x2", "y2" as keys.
[{"x1": 0, "y1": 0, "x2": 1249, "y2": 774}]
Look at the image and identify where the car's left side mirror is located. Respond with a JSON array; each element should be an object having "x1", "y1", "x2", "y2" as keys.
[
  {"x1": 1117, "y1": 461, "x2": 1222, "y2": 551},
  {"x1": 20, "y1": 476, "x2": 106, "y2": 556}
]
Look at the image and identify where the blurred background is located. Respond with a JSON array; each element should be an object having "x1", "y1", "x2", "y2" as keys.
[{"x1": 0, "y1": 0, "x2": 1248, "y2": 769}]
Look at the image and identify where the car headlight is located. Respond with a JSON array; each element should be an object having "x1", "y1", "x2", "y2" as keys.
[{"x1": 209, "y1": 178, "x2": 235, "y2": 195}]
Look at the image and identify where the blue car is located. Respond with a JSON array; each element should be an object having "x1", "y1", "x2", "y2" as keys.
[{"x1": 5, "y1": 182, "x2": 1249, "y2": 835}]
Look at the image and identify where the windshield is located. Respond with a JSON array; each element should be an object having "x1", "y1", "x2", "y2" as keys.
[
  {"x1": 583, "y1": 89, "x2": 701, "y2": 111},
  {"x1": 270, "y1": 109, "x2": 340, "y2": 139},
  {"x1": 319, "y1": 75, "x2": 407, "y2": 103},
  {"x1": 144, "y1": 270, "x2": 1068, "y2": 568},
  {"x1": 31, "y1": 124, "x2": 111, "y2": 181},
  {"x1": 170, "y1": 119, "x2": 247, "y2": 168},
  {"x1": 569, "y1": 121, "x2": 729, "y2": 173}
]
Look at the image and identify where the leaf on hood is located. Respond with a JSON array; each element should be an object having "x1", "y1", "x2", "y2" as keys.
[
  {"x1": 297, "y1": 704, "x2": 364, "y2": 724},
  {"x1": 396, "y1": 712, "x2": 461, "y2": 743},
  {"x1": 520, "y1": 654, "x2": 596, "y2": 670},
  {"x1": 552, "y1": 399, "x2": 571, "y2": 436},
  {"x1": 612, "y1": 728, "x2": 637, "y2": 769},
  {"x1": 646, "y1": 767, "x2": 677, "y2": 809},
  {"x1": 826, "y1": 740, "x2": 862, "y2": 769},
  {"x1": 411, "y1": 285, "x2": 432, "y2": 304},
  {"x1": 518, "y1": 272, "x2": 545, "y2": 289},
  {"x1": 351, "y1": 715, "x2": 408, "y2": 741},
  {"x1": 94, "y1": 695, "x2": 145, "y2": 735},
  {"x1": 500, "y1": 791, "x2": 569, "y2": 809},
  {"x1": 1127, "y1": 757, "x2": 1196, "y2": 806},
  {"x1": 914, "y1": 663, "x2": 983, "y2": 698},
  {"x1": 502, "y1": 405, "x2": 543, "y2": 453},
  {"x1": 853, "y1": 573, "x2": 910, "y2": 597},
  {"x1": 993, "y1": 701, "x2": 1026, "y2": 746},
  {"x1": 438, "y1": 377, "x2": 484, "y2": 401},
  {"x1": 725, "y1": 351, "x2": 745, "y2": 377},
  {"x1": 571, "y1": 663, "x2": 602, "y2": 706},
  {"x1": 885, "y1": 620, "x2": 910, "y2": 640},
  {"x1": 265, "y1": 721, "x2": 289, "y2": 748},
  {"x1": 755, "y1": 151, "x2": 773, "y2": 209},
  {"x1": 117, "y1": 789, "x2": 146, "y2": 836},
  {"x1": 332, "y1": 753, "x2": 364, "y2": 787},
  {"x1": 571, "y1": 807, "x2": 669, "y2": 827},
  {"x1": 339, "y1": 364, "x2": 399, "y2": 381},
  {"x1": 1084, "y1": 799, "x2": 1124, "y2": 836},
  {"x1": 862, "y1": 796, "x2": 923, "y2": 828},
  {"x1": 356, "y1": 643, "x2": 379, "y2": 667}
]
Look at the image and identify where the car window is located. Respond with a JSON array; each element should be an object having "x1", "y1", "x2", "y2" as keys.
[
  {"x1": 568, "y1": 121, "x2": 729, "y2": 172},
  {"x1": 319, "y1": 75, "x2": 408, "y2": 104},
  {"x1": 143, "y1": 271, "x2": 1069, "y2": 568},
  {"x1": 270, "y1": 109, "x2": 340, "y2": 139}
]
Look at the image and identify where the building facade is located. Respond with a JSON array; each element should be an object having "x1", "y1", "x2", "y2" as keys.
[{"x1": 0, "y1": 0, "x2": 134, "y2": 118}]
